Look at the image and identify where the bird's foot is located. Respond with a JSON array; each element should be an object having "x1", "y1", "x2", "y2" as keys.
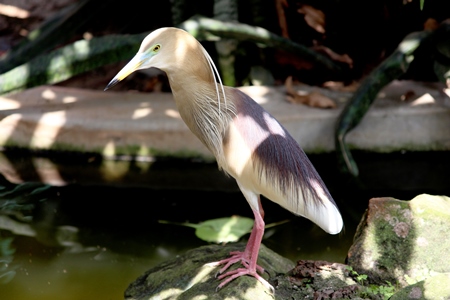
[
  {"x1": 211, "y1": 251, "x2": 264, "y2": 275},
  {"x1": 216, "y1": 267, "x2": 274, "y2": 294},
  {"x1": 207, "y1": 251, "x2": 272, "y2": 293}
]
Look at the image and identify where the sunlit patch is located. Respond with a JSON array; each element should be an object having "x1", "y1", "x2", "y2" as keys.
[
  {"x1": 165, "y1": 109, "x2": 181, "y2": 118},
  {"x1": 0, "y1": 4, "x2": 30, "y2": 18},
  {"x1": 263, "y1": 111, "x2": 286, "y2": 137},
  {"x1": 30, "y1": 111, "x2": 66, "y2": 148},
  {"x1": 0, "y1": 97, "x2": 21, "y2": 109},
  {"x1": 443, "y1": 88, "x2": 450, "y2": 100},
  {"x1": 0, "y1": 114, "x2": 21, "y2": 144},
  {"x1": 42, "y1": 89, "x2": 56, "y2": 101},
  {"x1": 185, "y1": 264, "x2": 216, "y2": 290},
  {"x1": 100, "y1": 159, "x2": 130, "y2": 181},
  {"x1": 410, "y1": 93, "x2": 435, "y2": 106},
  {"x1": 62, "y1": 96, "x2": 77, "y2": 103},
  {"x1": 137, "y1": 144, "x2": 150, "y2": 157},
  {"x1": 132, "y1": 107, "x2": 152, "y2": 119},
  {"x1": 32, "y1": 157, "x2": 65, "y2": 186},
  {"x1": 238, "y1": 86, "x2": 271, "y2": 105},
  {"x1": 102, "y1": 141, "x2": 116, "y2": 157},
  {"x1": 0, "y1": 151, "x2": 23, "y2": 183}
]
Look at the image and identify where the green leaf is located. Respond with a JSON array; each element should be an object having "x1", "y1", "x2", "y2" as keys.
[
  {"x1": 159, "y1": 216, "x2": 289, "y2": 243},
  {"x1": 194, "y1": 216, "x2": 254, "y2": 243}
]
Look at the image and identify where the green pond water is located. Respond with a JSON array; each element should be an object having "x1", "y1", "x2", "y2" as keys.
[{"x1": 0, "y1": 150, "x2": 448, "y2": 300}]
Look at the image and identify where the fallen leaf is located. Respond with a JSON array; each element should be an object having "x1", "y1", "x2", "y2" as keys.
[
  {"x1": 400, "y1": 90, "x2": 416, "y2": 101},
  {"x1": 313, "y1": 45, "x2": 353, "y2": 68},
  {"x1": 323, "y1": 81, "x2": 360, "y2": 92},
  {"x1": 424, "y1": 18, "x2": 439, "y2": 31},
  {"x1": 298, "y1": 4, "x2": 326, "y2": 34},
  {"x1": 285, "y1": 76, "x2": 336, "y2": 108}
]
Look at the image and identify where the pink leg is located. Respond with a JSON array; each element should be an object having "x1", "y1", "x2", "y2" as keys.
[{"x1": 213, "y1": 204, "x2": 273, "y2": 292}]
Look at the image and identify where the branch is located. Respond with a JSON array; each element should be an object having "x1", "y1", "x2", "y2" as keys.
[
  {"x1": 179, "y1": 15, "x2": 342, "y2": 74},
  {"x1": 334, "y1": 30, "x2": 434, "y2": 177}
]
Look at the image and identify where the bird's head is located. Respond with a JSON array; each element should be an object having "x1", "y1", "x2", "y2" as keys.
[{"x1": 104, "y1": 27, "x2": 204, "y2": 91}]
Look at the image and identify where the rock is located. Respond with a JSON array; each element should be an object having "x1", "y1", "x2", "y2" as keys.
[
  {"x1": 124, "y1": 242, "x2": 294, "y2": 300},
  {"x1": 390, "y1": 273, "x2": 450, "y2": 300},
  {"x1": 124, "y1": 243, "x2": 363, "y2": 300},
  {"x1": 278, "y1": 260, "x2": 361, "y2": 299},
  {"x1": 346, "y1": 194, "x2": 450, "y2": 288}
]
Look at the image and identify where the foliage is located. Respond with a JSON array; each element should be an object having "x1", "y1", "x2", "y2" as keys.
[
  {"x1": 346, "y1": 266, "x2": 397, "y2": 300},
  {"x1": 159, "y1": 216, "x2": 254, "y2": 243},
  {"x1": 0, "y1": 237, "x2": 17, "y2": 284},
  {"x1": 159, "y1": 216, "x2": 289, "y2": 243}
]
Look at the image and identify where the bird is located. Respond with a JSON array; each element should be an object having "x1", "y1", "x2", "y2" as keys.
[{"x1": 104, "y1": 27, "x2": 343, "y2": 292}]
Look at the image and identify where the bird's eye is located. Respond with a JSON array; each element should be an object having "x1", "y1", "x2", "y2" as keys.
[{"x1": 153, "y1": 44, "x2": 161, "y2": 52}]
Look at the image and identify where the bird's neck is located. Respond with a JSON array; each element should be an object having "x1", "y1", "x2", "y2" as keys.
[{"x1": 166, "y1": 71, "x2": 235, "y2": 167}]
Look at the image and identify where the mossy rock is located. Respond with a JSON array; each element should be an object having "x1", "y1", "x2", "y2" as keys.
[
  {"x1": 390, "y1": 273, "x2": 450, "y2": 300},
  {"x1": 347, "y1": 194, "x2": 450, "y2": 287},
  {"x1": 124, "y1": 243, "x2": 294, "y2": 300}
]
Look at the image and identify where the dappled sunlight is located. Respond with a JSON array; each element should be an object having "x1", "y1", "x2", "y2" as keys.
[
  {"x1": 0, "y1": 152, "x2": 22, "y2": 183},
  {"x1": 41, "y1": 88, "x2": 79, "y2": 104},
  {"x1": 132, "y1": 107, "x2": 152, "y2": 119},
  {"x1": 42, "y1": 89, "x2": 57, "y2": 101},
  {"x1": 136, "y1": 144, "x2": 151, "y2": 158},
  {"x1": 0, "y1": 96, "x2": 21, "y2": 109},
  {"x1": 237, "y1": 86, "x2": 272, "y2": 105},
  {"x1": 30, "y1": 110, "x2": 66, "y2": 148},
  {"x1": 32, "y1": 157, "x2": 65, "y2": 186},
  {"x1": 410, "y1": 93, "x2": 436, "y2": 106},
  {"x1": 102, "y1": 140, "x2": 116, "y2": 157},
  {"x1": 442, "y1": 88, "x2": 450, "y2": 105},
  {"x1": 0, "y1": 3, "x2": 30, "y2": 18},
  {"x1": 198, "y1": 216, "x2": 252, "y2": 243},
  {"x1": 62, "y1": 96, "x2": 77, "y2": 103},
  {"x1": 0, "y1": 114, "x2": 21, "y2": 145},
  {"x1": 165, "y1": 108, "x2": 181, "y2": 118},
  {"x1": 100, "y1": 159, "x2": 130, "y2": 181},
  {"x1": 185, "y1": 264, "x2": 216, "y2": 290},
  {"x1": 218, "y1": 216, "x2": 239, "y2": 239}
]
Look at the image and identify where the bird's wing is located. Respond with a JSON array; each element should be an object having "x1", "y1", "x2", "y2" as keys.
[{"x1": 223, "y1": 88, "x2": 343, "y2": 234}]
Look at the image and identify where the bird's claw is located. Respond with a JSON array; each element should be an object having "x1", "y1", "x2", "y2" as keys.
[
  {"x1": 211, "y1": 251, "x2": 273, "y2": 293},
  {"x1": 216, "y1": 267, "x2": 274, "y2": 294}
]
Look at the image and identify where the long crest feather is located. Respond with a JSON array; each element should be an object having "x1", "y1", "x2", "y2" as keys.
[{"x1": 200, "y1": 47, "x2": 227, "y2": 117}]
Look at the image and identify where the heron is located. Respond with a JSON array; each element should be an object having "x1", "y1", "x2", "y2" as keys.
[{"x1": 105, "y1": 27, "x2": 343, "y2": 292}]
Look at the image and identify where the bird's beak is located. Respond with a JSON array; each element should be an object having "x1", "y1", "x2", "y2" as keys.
[{"x1": 104, "y1": 53, "x2": 147, "y2": 91}]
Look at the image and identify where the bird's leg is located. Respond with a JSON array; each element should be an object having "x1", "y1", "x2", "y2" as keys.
[
  {"x1": 214, "y1": 207, "x2": 273, "y2": 292},
  {"x1": 216, "y1": 201, "x2": 265, "y2": 274},
  {"x1": 215, "y1": 218, "x2": 262, "y2": 273}
]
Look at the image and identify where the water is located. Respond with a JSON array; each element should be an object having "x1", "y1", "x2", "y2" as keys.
[{"x1": 0, "y1": 150, "x2": 449, "y2": 300}]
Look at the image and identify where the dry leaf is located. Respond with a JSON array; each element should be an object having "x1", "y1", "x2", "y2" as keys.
[
  {"x1": 285, "y1": 76, "x2": 336, "y2": 109},
  {"x1": 424, "y1": 18, "x2": 439, "y2": 31},
  {"x1": 298, "y1": 4, "x2": 326, "y2": 34},
  {"x1": 323, "y1": 81, "x2": 360, "y2": 92},
  {"x1": 313, "y1": 45, "x2": 353, "y2": 68},
  {"x1": 400, "y1": 90, "x2": 416, "y2": 101}
]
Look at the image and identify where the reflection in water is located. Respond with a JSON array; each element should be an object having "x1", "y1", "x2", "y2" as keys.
[
  {"x1": 0, "y1": 237, "x2": 16, "y2": 284},
  {"x1": 0, "y1": 176, "x2": 354, "y2": 300},
  {"x1": 0, "y1": 150, "x2": 448, "y2": 299}
]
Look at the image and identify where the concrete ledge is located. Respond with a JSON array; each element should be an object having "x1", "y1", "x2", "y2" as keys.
[{"x1": 0, "y1": 80, "x2": 449, "y2": 159}]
